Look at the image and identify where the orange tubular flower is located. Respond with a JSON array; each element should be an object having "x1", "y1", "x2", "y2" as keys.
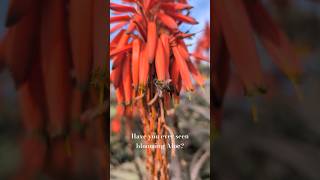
[
  {"x1": 146, "y1": 20, "x2": 157, "y2": 63},
  {"x1": 110, "y1": 0, "x2": 208, "y2": 178},
  {"x1": 131, "y1": 38, "x2": 141, "y2": 89},
  {"x1": 213, "y1": 0, "x2": 303, "y2": 130},
  {"x1": 155, "y1": 38, "x2": 166, "y2": 81},
  {"x1": 122, "y1": 54, "x2": 132, "y2": 105},
  {"x1": 138, "y1": 46, "x2": 149, "y2": 87}
]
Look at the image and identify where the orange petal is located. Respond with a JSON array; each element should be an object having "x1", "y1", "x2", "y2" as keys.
[
  {"x1": 126, "y1": 20, "x2": 136, "y2": 34},
  {"x1": 132, "y1": 38, "x2": 141, "y2": 88},
  {"x1": 110, "y1": 44, "x2": 132, "y2": 58},
  {"x1": 186, "y1": 60, "x2": 205, "y2": 87},
  {"x1": 111, "y1": 21, "x2": 128, "y2": 33},
  {"x1": 157, "y1": 12, "x2": 178, "y2": 30},
  {"x1": 111, "y1": 58, "x2": 124, "y2": 88},
  {"x1": 160, "y1": 33, "x2": 170, "y2": 79},
  {"x1": 118, "y1": 30, "x2": 130, "y2": 46},
  {"x1": 212, "y1": 9, "x2": 230, "y2": 112},
  {"x1": 216, "y1": 0, "x2": 264, "y2": 94},
  {"x1": 246, "y1": 1, "x2": 301, "y2": 81},
  {"x1": 69, "y1": 0, "x2": 93, "y2": 89},
  {"x1": 110, "y1": 29, "x2": 125, "y2": 51},
  {"x1": 147, "y1": 20, "x2": 157, "y2": 63},
  {"x1": 190, "y1": 52, "x2": 209, "y2": 62},
  {"x1": 115, "y1": 85, "x2": 125, "y2": 104},
  {"x1": 122, "y1": 55, "x2": 132, "y2": 105},
  {"x1": 155, "y1": 38, "x2": 166, "y2": 81},
  {"x1": 112, "y1": 55, "x2": 123, "y2": 70},
  {"x1": 18, "y1": 57, "x2": 45, "y2": 132},
  {"x1": 166, "y1": 12, "x2": 198, "y2": 24},
  {"x1": 172, "y1": 46, "x2": 193, "y2": 91},
  {"x1": 111, "y1": 32, "x2": 130, "y2": 58},
  {"x1": 41, "y1": 0, "x2": 72, "y2": 135},
  {"x1": 177, "y1": 40, "x2": 190, "y2": 60},
  {"x1": 111, "y1": 117, "x2": 121, "y2": 133},
  {"x1": 110, "y1": 15, "x2": 130, "y2": 23},
  {"x1": 110, "y1": 2, "x2": 136, "y2": 13},
  {"x1": 133, "y1": 14, "x2": 147, "y2": 40},
  {"x1": 144, "y1": 0, "x2": 151, "y2": 11},
  {"x1": 139, "y1": 46, "x2": 149, "y2": 87},
  {"x1": 170, "y1": 57, "x2": 181, "y2": 93}
]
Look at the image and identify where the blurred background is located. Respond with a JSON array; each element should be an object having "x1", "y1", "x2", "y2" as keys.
[
  {"x1": 0, "y1": 0, "x2": 107, "y2": 179},
  {"x1": 213, "y1": 0, "x2": 320, "y2": 180},
  {"x1": 0, "y1": 0, "x2": 22, "y2": 179}
]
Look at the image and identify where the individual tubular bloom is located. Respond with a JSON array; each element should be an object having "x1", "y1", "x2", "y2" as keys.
[
  {"x1": 110, "y1": 0, "x2": 208, "y2": 179},
  {"x1": 213, "y1": 0, "x2": 302, "y2": 130}
]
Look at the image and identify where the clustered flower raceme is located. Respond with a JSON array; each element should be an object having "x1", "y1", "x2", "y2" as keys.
[
  {"x1": 110, "y1": 0, "x2": 208, "y2": 179},
  {"x1": 213, "y1": 0, "x2": 302, "y2": 129}
]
